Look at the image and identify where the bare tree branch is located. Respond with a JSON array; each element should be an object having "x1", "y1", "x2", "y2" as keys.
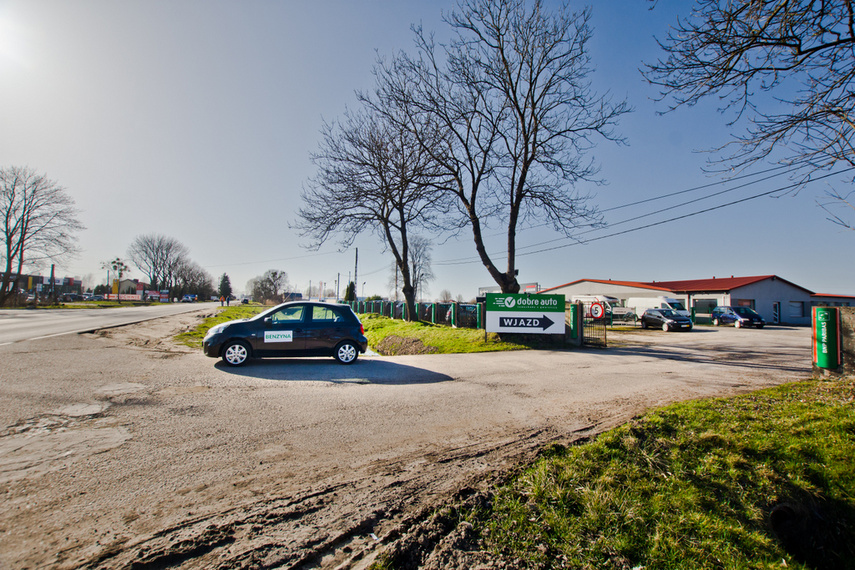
[
  {"x1": 1, "y1": 166, "x2": 84, "y2": 306},
  {"x1": 643, "y1": 0, "x2": 855, "y2": 229},
  {"x1": 371, "y1": 0, "x2": 628, "y2": 292}
]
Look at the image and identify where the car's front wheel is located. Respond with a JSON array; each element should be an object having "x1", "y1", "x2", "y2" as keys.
[
  {"x1": 222, "y1": 341, "x2": 250, "y2": 366},
  {"x1": 334, "y1": 341, "x2": 359, "y2": 364},
  {"x1": 662, "y1": 323, "x2": 670, "y2": 332},
  {"x1": 713, "y1": 318, "x2": 720, "y2": 326},
  {"x1": 734, "y1": 320, "x2": 742, "y2": 329}
]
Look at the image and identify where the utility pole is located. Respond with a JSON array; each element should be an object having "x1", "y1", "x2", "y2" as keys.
[{"x1": 354, "y1": 248, "x2": 358, "y2": 293}]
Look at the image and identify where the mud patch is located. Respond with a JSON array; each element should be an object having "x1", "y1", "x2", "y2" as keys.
[
  {"x1": 375, "y1": 335, "x2": 438, "y2": 356},
  {"x1": 0, "y1": 412, "x2": 130, "y2": 484}
]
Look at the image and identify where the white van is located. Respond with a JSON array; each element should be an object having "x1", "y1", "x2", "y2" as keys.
[
  {"x1": 626, "y1": 296, "x2": 690, "y2": 317},
  {"x1": 570, "y1": 295, "x2": 636, "y2": 321}
]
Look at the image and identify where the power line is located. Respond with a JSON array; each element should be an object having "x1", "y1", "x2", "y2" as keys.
[
  {"x1": 433, "y1": 167, "x2": 853, "y2": 265},
  {"x1": 516, "y1": 168, "x2": 855, "y2": 257},
  {"x1": 434, "y1": 162, "x2": 806, "y2": 266}
]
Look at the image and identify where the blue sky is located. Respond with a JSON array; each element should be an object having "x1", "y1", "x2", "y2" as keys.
[{"x1": 1, "y1": 0, "x2": 852, "y2": 299}]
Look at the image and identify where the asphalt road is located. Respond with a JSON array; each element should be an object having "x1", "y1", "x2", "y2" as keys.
[
  {"x1": 0, "y1": 317, "x2": 813, "y2": 569},
  {"x1": 0, "y1": 302, "x2": 219, "y2": 345}
]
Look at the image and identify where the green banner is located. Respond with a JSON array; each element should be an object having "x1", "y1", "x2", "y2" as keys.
[
  {"x1": 814, "y1": 307, "x2": 840, "y2": 369},
  {"x1": 486, "y1": 293, "x2": 564, "y2": 312}
]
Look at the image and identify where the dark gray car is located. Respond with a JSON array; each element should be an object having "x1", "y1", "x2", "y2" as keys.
[{"x1": 640, "y1": 308, "x2": 693, "y2": 332}]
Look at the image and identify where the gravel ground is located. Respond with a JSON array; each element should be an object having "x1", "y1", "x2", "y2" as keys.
[{"x1": 0, "y1": 312, "x2": 812, "y2": 569}]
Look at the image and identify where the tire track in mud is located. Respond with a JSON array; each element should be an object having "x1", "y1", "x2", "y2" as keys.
[{"x1": 77, "y1": 424, "x2": 604, "y2": 570}]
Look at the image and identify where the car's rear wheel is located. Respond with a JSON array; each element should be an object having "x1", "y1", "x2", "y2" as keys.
[
  {"x1": 222, "y1": 341, "x2": 250, "y2": 366},
  {"x1": 640, "y1": 320, "x2": 647, "y2": 329},
  {"x1": 334, "y1": 341, "x2": 359, "y2": 364},
  {"x1": 662, "y1": 323, "x2": 670, "y2": 332}
]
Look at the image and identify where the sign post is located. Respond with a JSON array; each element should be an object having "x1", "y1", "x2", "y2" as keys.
[
  {"x1": 813, "y1": 307, "x2": 841, "y2": 370},
  {"x1": 486, "y1": 293, "x2": 566, "y2": 334}
]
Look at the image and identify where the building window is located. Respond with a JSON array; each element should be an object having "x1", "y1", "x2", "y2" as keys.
[
  {"x1": 789, "y1": 301, "x2": 805, "y2": 318},
  {"x1": 734, "y1": 298, "x2": 755, "y2": 309}
]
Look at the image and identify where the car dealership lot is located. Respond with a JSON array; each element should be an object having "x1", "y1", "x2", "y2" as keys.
[{"x1": 0, "y1": 314, "x2": 812, "y2": 569}]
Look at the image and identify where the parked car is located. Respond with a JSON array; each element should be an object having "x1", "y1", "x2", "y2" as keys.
[
  {"x1": 181, "y1": 294, "x2": 197, "y2": 303},
  {"x1": 627, "y1": 296, "x2": 690, "y2": 318},
  {"x1": 640, "y1": 308, "x2": 693, "y2": 331},
  {"x1": 202, "y1": 301, "x2": 368, "y2": 366},
  {"x1": 711, "y1": 306, "x2": 765, "y2": 328}
]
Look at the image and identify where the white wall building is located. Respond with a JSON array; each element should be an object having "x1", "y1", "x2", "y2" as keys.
[{"x1": 539, "y1": 275, "x2": 819, "y2": 326}]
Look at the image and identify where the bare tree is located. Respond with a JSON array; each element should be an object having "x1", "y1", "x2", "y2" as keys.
[
  {"x1": 173, "y1": 259, "x2": 214, "y2": 299},
  {"x1": 408, "y1": 234, "x2": 435, "y2": 301},
  {"x1": 818, "y1": 188, "x2": 855, "y2": 231},
  {"x1": 0, "y1": 166, "x2": 83, "y2": 306},
  {"x1": 297, "y1": 102, "x2": 447, "y2": 320},
  {"x1": 127, "y1": 234, "x2": 189, "y2": 291},
  {"x1": 247, "y1": 269, "x2": 289, "y2": 304},
  {"x1": 372, "y1": 0, "x2": 628, "y2": 292},
  {"x1": 643, "y1": 0, "x2": 855, "y2": 228}
]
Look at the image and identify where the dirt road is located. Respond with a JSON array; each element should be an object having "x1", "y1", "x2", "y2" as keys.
[{"x1": 0, "y1": 312, "x2": 812, "y2": 569}]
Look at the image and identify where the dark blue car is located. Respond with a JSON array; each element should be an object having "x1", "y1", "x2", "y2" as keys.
[
  {"x1": 711, "y1": 306, "x2": 765, "y2": 328},
  {"x1": 203, "y1": 301, "x2": 368, "y2": 366}
]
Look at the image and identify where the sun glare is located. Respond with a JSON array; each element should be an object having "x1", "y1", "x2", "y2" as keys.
[{"x1": 0, "y1": 13, "x2": 29, "y2": 69}]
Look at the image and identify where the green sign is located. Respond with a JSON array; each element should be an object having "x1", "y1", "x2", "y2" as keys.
[
  {"x1": 813, "y1": 307, "x2": 840, "y2": 369},
  {"x1": 486, "y1": 293, "x2": 564, "y2": 312},
  {"x1": 485, "y1": 293, "x2": 566, "y2": 334}
]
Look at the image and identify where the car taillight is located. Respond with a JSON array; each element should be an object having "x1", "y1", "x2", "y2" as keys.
[{"x1": 360, "y1": 324, "x2": 365, "y2": 334}]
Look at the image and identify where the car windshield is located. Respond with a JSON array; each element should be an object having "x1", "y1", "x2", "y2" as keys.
[
  {"x1": 733, "y1": 306, "x2": 760, "y2": 317},
  {"x1": 669, "y1": 301, "x2": 686, "y2": 311},
  {"x1": 659, "y1": 309, "x2": 677, "y2": 317}
]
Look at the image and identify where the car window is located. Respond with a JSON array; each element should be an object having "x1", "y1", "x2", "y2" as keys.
[
  {"x1": 660, "y1": 309, "x2": 676, "y2": 317},
  {"x1": 312, "y1": 306, "x2": 342, "y2": 323},
  {"x1": 270, "y1": 306, "x2": 304, "y2": 323},
  {"x1": 670, "y1": 301, "x2": 686, "y2": 311}
]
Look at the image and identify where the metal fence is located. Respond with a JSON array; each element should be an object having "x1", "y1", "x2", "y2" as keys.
[
  {"x1": 580, "y1": 302, "x2": 607, "y2": 347},
  {"x1": 351, "y1": 299, "x2": 606, "y2": 346},
  {"x1": 348, "y1": 301, "x2": 483, "y2": 329}
]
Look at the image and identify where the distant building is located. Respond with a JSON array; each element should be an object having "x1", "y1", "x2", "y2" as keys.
[
  {"x1": 478, "y1": 282, "x2": 540, "y2": 297},
  {"x1": 538, "y1": 275, "x2": 839, "y2": 326}
]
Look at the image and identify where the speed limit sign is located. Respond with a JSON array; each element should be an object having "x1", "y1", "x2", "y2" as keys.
[{"x1": 590, "y1": 302, "x2": 605, "y2": 319}]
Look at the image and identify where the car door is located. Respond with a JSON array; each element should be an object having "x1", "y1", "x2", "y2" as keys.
[
  {"x1": 303, "y1": 305, "x2": 348, "y2": 354},
  {"x1": 250, "y1": 304, "x2": 307, "y2": 356}
]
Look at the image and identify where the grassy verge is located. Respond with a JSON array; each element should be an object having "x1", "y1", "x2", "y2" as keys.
[
  {"x1": 445, "y1": 376, "x2": 855, "y2": 569},
  {"x1": 175, "y1": 305, "x2": 264, "y2": 347},
  {"x1": 360, "y1": 313, "x2": 561, "y2": 354}
]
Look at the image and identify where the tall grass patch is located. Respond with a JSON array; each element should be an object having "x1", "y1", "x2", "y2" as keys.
[
  {"x1": 175, "y1": 305, "x2": 264, "y2": 347},
  {"x1": 360, "y1": 314, "x2": 550, "y2": 354},
  {"x1": 477, "y1": 377, "x2": 855, "y2": 569}
]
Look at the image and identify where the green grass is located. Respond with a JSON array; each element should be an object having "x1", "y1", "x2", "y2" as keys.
[
  {"x1": 360, "y1": 313, "x2": 559, "y2": 354},
  {"x1": 175, "y1": 305, "x2": 265, "y2": 347},
  {"x1": 456, "y1": 376, "x2": 855, "y2": 569}
]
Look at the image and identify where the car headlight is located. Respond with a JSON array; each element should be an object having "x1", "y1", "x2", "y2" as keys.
[{"x1": 206, "y1": 323, "x2": 228, "y2": 337}]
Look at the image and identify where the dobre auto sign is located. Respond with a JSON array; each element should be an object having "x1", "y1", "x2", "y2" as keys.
[{"x1": 485, "y1": 293, "x2": 566, "y2": 334}]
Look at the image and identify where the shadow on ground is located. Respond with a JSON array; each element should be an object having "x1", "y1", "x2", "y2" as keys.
[{"x1": 215, "y1": 357, "x2": 453, "y2": 385}]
